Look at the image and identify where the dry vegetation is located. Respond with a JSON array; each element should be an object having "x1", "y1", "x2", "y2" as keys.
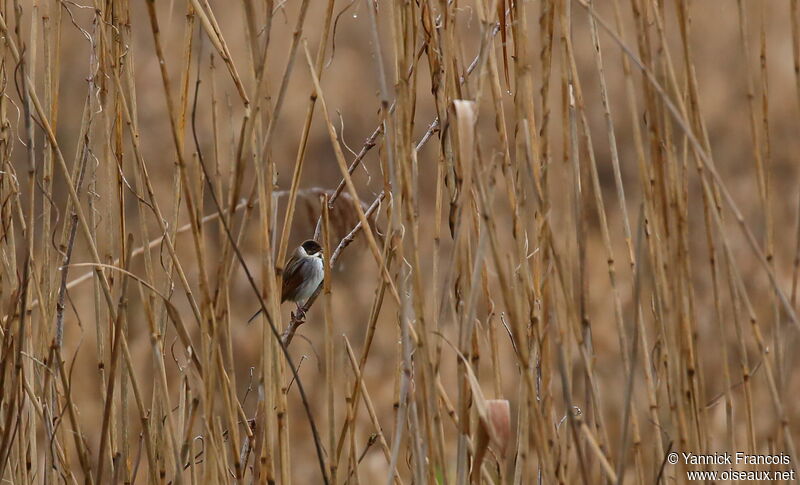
[{"x1": 0, "y1": 0, "x2": 799, "y2": 483}]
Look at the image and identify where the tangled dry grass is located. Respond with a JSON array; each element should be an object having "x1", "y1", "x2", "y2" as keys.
[{"x1": 0, "y1": 0, "x2": 798, "y2": 483}]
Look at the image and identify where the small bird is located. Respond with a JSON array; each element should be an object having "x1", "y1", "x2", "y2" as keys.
[
  {"x1": 281, "y1": 239, "x2": 324, "y2": 312},
  {"x1": 248, "y1": 239, "x2": 324, "y2": 322}
]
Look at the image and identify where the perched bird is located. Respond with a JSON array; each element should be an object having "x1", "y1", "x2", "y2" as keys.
[
  {"x1": 248, "y1": 239, "x2": 324, "y2": 322},
  {"x1": 281, "y1": 239, "x2": 324, "y2": 311}
]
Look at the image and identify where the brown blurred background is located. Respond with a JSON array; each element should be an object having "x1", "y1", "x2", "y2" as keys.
[{"x1": 11, "y1": 0, "x2": 800, "y2": 482}]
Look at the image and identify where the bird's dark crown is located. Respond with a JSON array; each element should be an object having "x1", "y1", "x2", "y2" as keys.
[{"x1": 301, "y1": 239, "x2": 322, "y2": 255}]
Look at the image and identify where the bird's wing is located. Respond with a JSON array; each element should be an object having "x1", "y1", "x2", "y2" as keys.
[{"x1": 281, "y1": 254, "x2": 304, "y2": 302}]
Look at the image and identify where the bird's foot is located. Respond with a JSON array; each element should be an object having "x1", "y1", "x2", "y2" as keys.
[{"x1": 291, "y1": 304, "x2": 306, "y2": 322}]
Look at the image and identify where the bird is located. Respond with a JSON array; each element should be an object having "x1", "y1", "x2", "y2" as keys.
[{"x1": 248, "y1": 239, "x2": 324, "y2": 322}]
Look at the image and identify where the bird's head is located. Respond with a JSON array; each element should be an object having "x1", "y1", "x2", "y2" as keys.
[{"x1": 301, "y1": 239, "x2": 323, "y2": 258}]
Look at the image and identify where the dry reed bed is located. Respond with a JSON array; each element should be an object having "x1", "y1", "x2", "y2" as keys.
[{"x1": 0, "y1": 0, "x2": 797, "y2": 483}]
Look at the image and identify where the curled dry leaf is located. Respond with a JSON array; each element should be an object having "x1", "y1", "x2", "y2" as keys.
[
  {"x1": 471, "y1": 398, "x2": 511, "y2": 483},
  {"x1": 449, "y1": 339, "x2": 511, "y2": 481},
  {"x1": 447, "y1": 99, "x2": 476, "y2": 237},
  {"x1": 486, "y1": 399, "x2": 511, "y2": 457}
]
